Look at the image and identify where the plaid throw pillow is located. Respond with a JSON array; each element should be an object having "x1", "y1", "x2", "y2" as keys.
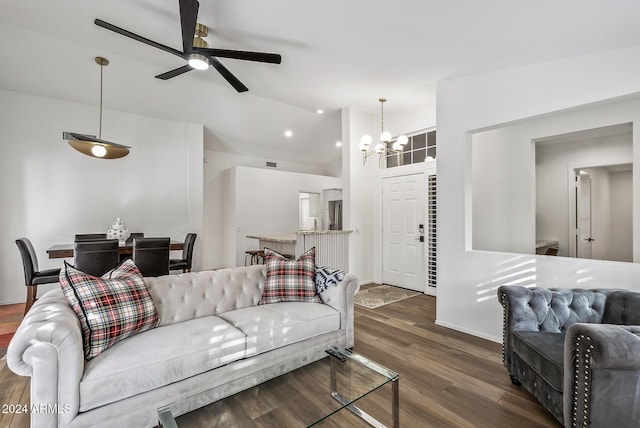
[
  {"x1": 59, "y1": 258, "x2": 159, "y2": 360},
  {"x1": 261, "y1": 247, "x2": 321, "y2": 304}
]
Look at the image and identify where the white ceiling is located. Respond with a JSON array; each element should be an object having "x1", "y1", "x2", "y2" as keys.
[{"x1": 2, "y1": 0, "x2": 640, "y2": 167}]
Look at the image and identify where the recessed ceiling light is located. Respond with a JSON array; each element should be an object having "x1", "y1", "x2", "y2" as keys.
[
  {"x1": 335, "y1": 141, "x2": 342, "y2": 147},
  {"x1": 284, "y1": 130, "x2": 293, "y2": 138},
  {"x1": 316, "y1": 109, "x2": 324, "y2": 114}
]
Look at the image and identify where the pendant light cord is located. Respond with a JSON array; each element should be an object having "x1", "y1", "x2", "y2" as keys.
[{"x1": 99, "y1": 63, "x2": 103, "y2": 139}]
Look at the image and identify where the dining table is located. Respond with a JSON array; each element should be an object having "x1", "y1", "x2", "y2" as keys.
[{"x1": 47, "y1": 240, "x2": 184, "y2": 259}]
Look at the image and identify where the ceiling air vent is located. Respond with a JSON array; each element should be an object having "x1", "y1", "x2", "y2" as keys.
[{"x1": 266, "y1": 161, "x2": 277, "y2": 168}]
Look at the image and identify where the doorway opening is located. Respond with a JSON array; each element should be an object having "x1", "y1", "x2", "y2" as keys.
[{"x1": 571, "y1": 163, "x2": 633, "y2": 262}]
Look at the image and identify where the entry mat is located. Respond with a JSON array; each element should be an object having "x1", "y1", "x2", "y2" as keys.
[{"x1": 354, "y1": 284, "x2": 421, "y2": 309}]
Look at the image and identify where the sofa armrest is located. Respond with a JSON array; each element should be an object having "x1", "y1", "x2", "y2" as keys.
[
  {"x1": 564, "y1": 323, "x2": 640, "y2": 428},
  {"x1": 7, "y1": 289, "x2": 84, "y2": 427},
  {"x1": 319, "y1": 274, "x2": 359, "y2": 348}
]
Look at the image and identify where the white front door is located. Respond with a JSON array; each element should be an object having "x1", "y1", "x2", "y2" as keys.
[
  {"x1": 382, "y1": 173, "x2": 426, "y2": 292},
  {"x1": 576, "y1": 172, "x2": 593, "y2": 259}
]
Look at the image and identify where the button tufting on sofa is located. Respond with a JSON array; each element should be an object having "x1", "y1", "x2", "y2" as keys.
[
  {"x1": 499, "y1": 286, "x2": 640, "y2": 427},
  {"x1": 7, "y1": 264, "x2": 359, "y2": 428}
]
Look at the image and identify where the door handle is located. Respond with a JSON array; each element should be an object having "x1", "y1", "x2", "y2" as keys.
[{"x1": 583, "y1": 237, "x2": 595, "y2": 242}]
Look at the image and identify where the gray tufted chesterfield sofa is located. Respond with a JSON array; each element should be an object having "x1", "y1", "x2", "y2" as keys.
[
  {"x1": 498, "y1": 286, "x2": 640, "y2": 427},
  {"x1": 8, "y1": 264, "x2": 359, "y2": 428}
]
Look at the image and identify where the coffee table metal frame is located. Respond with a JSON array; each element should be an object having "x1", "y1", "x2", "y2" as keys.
[
  {"x1": 324, "y1": 346, "x2": 399, "y2": 428},
  {"x1": 158, "y1": 345, "x2": 399, "y2": 428}
]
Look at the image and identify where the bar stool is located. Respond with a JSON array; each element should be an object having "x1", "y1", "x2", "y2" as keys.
[{"x1": 244, "y1": 250, "x2": 265, "y2": 266}]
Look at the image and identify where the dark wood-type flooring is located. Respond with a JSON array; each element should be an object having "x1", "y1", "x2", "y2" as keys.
[{"x1": 0, "y1": 285, "x2": 559, "y2": 427}]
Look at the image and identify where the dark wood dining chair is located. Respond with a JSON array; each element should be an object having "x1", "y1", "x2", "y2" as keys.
[
  {"x1": 133, "y1": 237, "x2": 170, "y2": 277},
  {"x1": 170, "y1": 233, "x2": 197, "y2": 273},
  {"x1": 15, "y1": 238, "x2": 61, "y2": 314},
  {"x1": 74, "y1": 233, "x2": 107, "y2": 241},
  {"x1": 74, "y1": 239, "x2": 120, "y2": 277}
]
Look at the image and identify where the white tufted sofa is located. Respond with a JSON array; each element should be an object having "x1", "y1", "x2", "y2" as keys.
[{"x1": 7, "y1": 264, "x2": 359, "y2": 428}]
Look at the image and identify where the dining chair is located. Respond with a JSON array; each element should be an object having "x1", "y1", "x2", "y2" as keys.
[
  {"x1": 126, "y1": 232, "x2": 144, "y2": 245},
  {"x1": 170, "y1": 233, "x2": 197, "y2": 273},
  {"x1": 133, "y1": 237, "x2": 170, "y2": 277},
  {"x1": 74, "y1": 239, "x2": 120, "y2": 277},
  {"x1": 120, "y1": 232, "x2": 145, "y2": 262},
  {"x1": 15, "y1": 238, "x2": 61, "y2": 314},
  {"x1": 75, "y1": 233, "x2": 107, "y2": 241}
]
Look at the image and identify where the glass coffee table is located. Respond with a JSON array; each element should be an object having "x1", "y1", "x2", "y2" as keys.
[{"x1": 158, "y1": 346, "x2": 399, "y2": 428}]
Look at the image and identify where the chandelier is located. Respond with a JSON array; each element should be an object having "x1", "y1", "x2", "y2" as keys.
[{"x1": 359, "y1": 98, "x2": 408, "y2": 166}]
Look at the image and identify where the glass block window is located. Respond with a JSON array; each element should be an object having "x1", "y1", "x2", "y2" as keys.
[{"x1": 385, "y1": 130, "x2": 436, "y2": 168}]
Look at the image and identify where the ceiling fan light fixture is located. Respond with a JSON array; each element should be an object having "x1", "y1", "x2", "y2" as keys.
[
  {"x1": 188, "y1": 53, "x2": 209, "y2": 70},
  {"x1": 94, "y1": 2, "x2": 282, "y2": 92}
]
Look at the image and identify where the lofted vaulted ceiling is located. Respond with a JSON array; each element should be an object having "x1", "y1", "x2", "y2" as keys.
[{"x1": 2, "y1": 0, "x2": 640, "y2": 167}]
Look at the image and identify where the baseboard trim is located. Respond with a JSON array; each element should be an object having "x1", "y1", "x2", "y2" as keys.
[
  {"x1": 435, "y1": 319, "x2": 502, "y2": 344},
  {"x1": 0, "y1": 299, "x2": 25, "y2": 306}
]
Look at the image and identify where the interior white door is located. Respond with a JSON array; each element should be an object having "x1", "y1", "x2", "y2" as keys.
[
  {"x1": 382, "y1": 173, "x2": 426, "y2": 292},
  {"x1": 576, "y1": 172, "x2": 593, "y2": 259}
]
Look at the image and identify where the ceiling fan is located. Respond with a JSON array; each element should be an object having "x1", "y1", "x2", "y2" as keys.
[{"x1": 94, "y1": 0, "x2": 281, "y2": 92}]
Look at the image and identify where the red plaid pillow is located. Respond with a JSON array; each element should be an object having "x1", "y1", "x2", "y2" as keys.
[
  {"x1": 261, "y1": 247, "x2": 321, "y2": 304},
  {"x1": 60, "y1": 258, "x2": 159, "y2": 360}
]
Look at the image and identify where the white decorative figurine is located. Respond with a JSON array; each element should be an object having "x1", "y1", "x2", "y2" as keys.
[{"x1": 107, "y1": 217, "x2": 131, "y2": 245}]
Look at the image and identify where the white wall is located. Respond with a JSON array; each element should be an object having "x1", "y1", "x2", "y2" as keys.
[
  {"x1": 0, "y1": 89, "x2": 203, "y2": 304},
  {"x1": 437, "y1": 43, "x2": 640, "y2": 342},
  {"x1": 343, "y1": 108, "x2": 376, "y2": 284},
  {"x1": 227, "y1": 166, "x2": 341, "y2": 267},
  {"x1": 202, "y1": 150, "x2": 335, "y2": 270},
  {"x1": 473, "y1": 108, "x2": 634, "y2": 258},
  {"x1": 536, "y1": 133, "x2": 632, "y2": 258},
  {"x1": 609, "y1": 170, "x2": 633, "y2": 262},
  {"x1": 472, "y1": 129, "x2": 536, "y2": 254},
  {"x1": 343, "y1": 104, "x2": 437, "y2": 286}
]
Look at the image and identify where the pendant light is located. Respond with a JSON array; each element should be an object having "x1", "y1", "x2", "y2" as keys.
[{"x1": 64, "y1": 57, "x2": 130, "y2": 159}]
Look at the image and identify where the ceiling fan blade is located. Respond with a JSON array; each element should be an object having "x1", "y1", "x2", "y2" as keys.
[
  {"x1": 194, "y1": 48, "x2": 282, "y2": 64},
  {"x1": 179, "y1": 0, "x2": 199, "y2": 53},
  {"x1": 95, "y1": 19, "x2": 184, "y2": 59},
  {"x1": 155, "y1": 64, "x2": 194, "y2": 80},
  {"x1": 207, "y1": 56, "x2": 248, "y2": 92}
]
